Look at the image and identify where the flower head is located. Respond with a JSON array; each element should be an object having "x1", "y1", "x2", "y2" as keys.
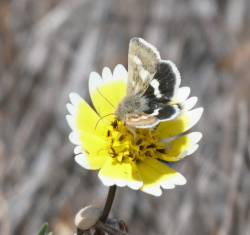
[{"x1": 66, "y1": 65, "x2": 203, "y2": 196}]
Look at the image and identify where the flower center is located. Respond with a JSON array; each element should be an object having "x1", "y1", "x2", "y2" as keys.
[{"x1": 102, "y1": 120, "x2": 169, "y2": 163}]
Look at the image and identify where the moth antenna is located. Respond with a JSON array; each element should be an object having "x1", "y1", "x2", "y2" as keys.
[
  {"x1": 97, "y1": 88, "x2": 115, "y2": 108},
  {"x1": 95, "y1": 113, "x2": 115, "y2": 129}
]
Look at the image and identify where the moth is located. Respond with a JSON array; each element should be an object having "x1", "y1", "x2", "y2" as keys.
[{"x1": 115, "y1": 38, "x2": 181, "y2": 128}]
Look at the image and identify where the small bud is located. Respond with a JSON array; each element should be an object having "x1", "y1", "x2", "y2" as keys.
[{"x1": 75, "y1": 206, "x2": 102, "y2": 231}]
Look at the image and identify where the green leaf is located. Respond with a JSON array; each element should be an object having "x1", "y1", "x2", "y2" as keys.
[
  {"x1": 47, "y1": 232, "x2": 53, "y2": 235},
  {"x1": 37, "y1": 223, "x2": 48, "y2": 235}
]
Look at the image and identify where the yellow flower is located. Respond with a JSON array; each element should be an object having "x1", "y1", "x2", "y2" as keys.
[{"x1": 66, "y1": 65, "x2": 203, "y2": 196}]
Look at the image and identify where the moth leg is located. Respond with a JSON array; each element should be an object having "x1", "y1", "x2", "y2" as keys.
[
  {"x1": 126, "y1": 126, "x2": 137, "y2": 143},
  {"x1": 148, "y1": 128, "x2": 153, "y2": 140},
  {"x1": 118, "y1": 124, "x2": 125, "y2": 135}
]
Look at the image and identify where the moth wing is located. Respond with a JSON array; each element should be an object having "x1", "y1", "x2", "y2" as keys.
[
  {"x1": 126, "y1": 38, "x2": 182, "y2": 128},
  {"x1": 142, "y1": 60, "x2": 182, "y2": 123},
  {"x1": 127, "y1": 38, "x2": 160, "y2": 95},
  {"x1": 126, "y1": 103, "x2": 181, "y2": 129},
  {"x1": 144, "y1": 60, "x2": 181, "y2": 101},
  {"x1": 126, "y1": 113, "x2": 159, "y2": 128}
]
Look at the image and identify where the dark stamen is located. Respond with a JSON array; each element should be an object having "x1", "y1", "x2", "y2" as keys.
[
  {"x1": 136, "y1": 138, "x2": 143, "y2": 145},
  {"x1": 147, "y1": 144, "x2": 156, "y2": 148},
  {"x1": 107, "y1": 130, "x2": 111, "y2": 137},
  {"x1": 110, "y1": 147, "x2": 117, "y2": 157},
  {"x1": 119, "y1": 135, "x2": 125, "y2": 141},
  {"x1": 113, "y1": 120, "x2": 118, "y2": 129},
  {"x1": 156, "y1": 149, "x2": 166, "y2": 154}
]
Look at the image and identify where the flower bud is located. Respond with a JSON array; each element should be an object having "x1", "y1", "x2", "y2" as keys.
[{"x1": 75, "y1": 205, "x2": 102, "y2": 230}]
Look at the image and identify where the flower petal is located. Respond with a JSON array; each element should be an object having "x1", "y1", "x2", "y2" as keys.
[
  {"x1": 183, "y1": 96, "x2": 198, "y2": 111},
  {"x1": 137, "y1": 158, "x2": 186, "y2": 196},
  {"x1": 158, "y1": 108, "x2": 203, "y2": 139},
  {"x1": 176, "y1": 150, "x2": 188, "y2": 160},
  {"x1": 156, "y1": 150, "x2": 188, "y2": 162},
  {"x1": 89, "y1": 65, "x2": 127, "y2": 117},
  {"x1": 74, "y1": 145, "x2": 82, "y2": 154},
  {"x1": 66, "y1": 115, "x2": 77, "y2": 131},
  {"x1": 187, "y1": 144, "x2": 199, "y2": 155},
  {"x1": 69, "y1": 130, "x2": 110, "y2": 156},
  {"x1": 81, "y1": 131, "x2": 110, "y2": 154},
  {"x1": 66, "y1": 103, "x2": 77, "y2": 117},
  {"x1": 69, "y1": 131, "x2": 81, "y2": 145},
  {"x1": 98, "y1": 158, "x2": 143, "y2": 190},
  {"x1": 165, "y1": 132, "x2": 202, "y2": 158},
  {"x1": 68, "y1": 93, "x2": 103, "y2": 135},
  {"x1": 75, "y1": 153, "x2": 109, "y2": 170},
  {"x1": 69, "y1": 93, "x2": 83, "y2": 107},
  {"x1": 140, "y1": 184, "x2": 163, "y2": 196},
  {"x1": 88, "y1": 71, "x2": 104, "y2": 94},
  {"x1": 157, "y1": 132, "x2": 202, "y2": 162},
  {"x1": 176, "y1": 87, "x2": 190, "y2": 102},
  {"x1": 113, "y1": 64, "x2": 128, "y2": 82},
  {"x1": 102, "y1": 67, "x2": 114, "y2": 83}
]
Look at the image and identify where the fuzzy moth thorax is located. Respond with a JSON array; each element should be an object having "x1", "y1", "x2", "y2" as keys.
[{"x1": 115, "y1": 95, "x2": 148, "y2": 122}]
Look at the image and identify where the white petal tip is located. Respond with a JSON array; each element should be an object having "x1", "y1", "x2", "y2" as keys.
[
  {"x1": 189, "y1": 108, "x2": 204, "y2": 123},
  {"x1": 177, "y1": 150, "x2": 188, "y2": 160},
  {"x1": 177, "y1": 87, "x2": 191, "y2": 102},
  {"x1": 98, "y1": 175, "x2": 115, "y2": 186},
  {"x1": 183, "y1": 96, "x2": 198, "y2": 111},
  {"x1": 69, "y1": 93, "x2": 83, "y2": 107},
  {"x1": 74, "y1": 145, "x2": 83, "y2": 154},
  {"x1": 141, "y1": 186, "x2": 162, "y2": 196},
  {"x1": 196, "y1": 107, "x2": 204, "y2": 115},
  {"x1": 75, "y1": 154, "x2": 91, "y2": 169},
  {"x1": 188, "y1": 132, "x2": 203, "y2": 144},
  {"x1": 127, "y1": 180, "x2": 143, "y2": 190},
  {"x1": 66, "y1": 103, "x2": 77, "y2": 117},
  {"x1": 98, "y1": 176, "x2": 142, "y2": 189},
  {"x1": 187, "y1": 144, "x2": 199, "y2": 155},
  {"x1": 113, "y1": 64, "x2": 128, "y2": 82},
  {"x1": 161, "y1": 181, "x2": 176, "y2": 189},
  {"x1": 66, "y1": 115, "x2": 77, "y2": 131},
  {"x1": 69, "y1": 131, "x2": 81, "y2": 145},
  {"x1": 173, "y1": 173, "x2": 187, "y2": 185},
  {"x1": 89, "y1": 71, "x2": 103, "y2": 94},
  {"x1": 102, "y1": 67, "x2": 114, "y2": 83}
]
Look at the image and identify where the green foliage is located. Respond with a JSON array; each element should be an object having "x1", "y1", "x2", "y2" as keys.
[{"x1": 37, "y1": 223, "x2": 53, "y2": 235}]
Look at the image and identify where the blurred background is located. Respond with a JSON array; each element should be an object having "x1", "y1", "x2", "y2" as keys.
[{"x1": 1, "y1": 0, "x2": 250, "y2": 234}]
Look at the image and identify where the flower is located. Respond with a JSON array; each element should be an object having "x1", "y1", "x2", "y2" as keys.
[{"x1": 66, "y1": 64, "x2": 203, "y2": 196}]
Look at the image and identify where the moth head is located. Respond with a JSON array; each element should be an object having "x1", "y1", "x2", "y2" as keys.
[{"x1": 115, "y1": 95, "x2": 147, "y2": 122}]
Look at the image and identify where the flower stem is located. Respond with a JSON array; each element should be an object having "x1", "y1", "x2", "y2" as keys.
[
  {"x1": 100, "y1": 185, "x2": 117, "y2": 223},
  {"x1": 94, "y1": 185, "x2": 117, "y2": 235}
]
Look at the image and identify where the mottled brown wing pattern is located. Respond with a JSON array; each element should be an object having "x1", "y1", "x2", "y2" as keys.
[{"x1": 127, "y1": 38, "x2": 161, "y2": 95}]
